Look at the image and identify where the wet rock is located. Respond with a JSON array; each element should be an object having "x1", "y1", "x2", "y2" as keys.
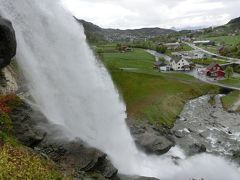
[
  {"x1": 117, "y1": 175, "x2": 159, "y2": 180},
  {"x1": 10, "y1": 103, "x2": 47, "y2": 147},
  {"x1": 94, "y1": 158, "x2": 118, "y2": 178},
  {"x1": 232, "y1": 150, "x2": 240, "y2": 164},
  {"x1": 188, "y1": 143, "x2": 206, "y2": 156},
  {"x1": 135, "y1": 132, "x2": 174, "y2": 155},
  {"x1": 9, "y1": 102, "x2": 118, "y2": 179},
  {"x1": 173, "y1": 130, "x2": 185, "y2": 138},
  {"x1": 210, "y1": 113, "x2": 217, "y2": 118},
  {"x1": 0, "y1": 17, "x2": 16, "y2": 68},
  {"x1": 38, "y1": 139, "x2": 118, "y2": 179}
]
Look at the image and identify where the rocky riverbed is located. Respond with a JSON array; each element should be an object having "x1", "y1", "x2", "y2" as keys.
[{"x1": 172, "y1": 95, "x2": 240, "y2": 162}]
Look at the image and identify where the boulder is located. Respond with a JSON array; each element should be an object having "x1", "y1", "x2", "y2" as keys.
[
  {"x1": 135, "y1": 132, "x2": 174, "y2": 155},
  {"x1": 0, "y1": 17, "x2": 16, "y2": 68}
]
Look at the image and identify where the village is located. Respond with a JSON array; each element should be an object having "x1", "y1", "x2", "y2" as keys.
[{"x1": 149, "y1": 39, "x2": 240, "y2": 87}]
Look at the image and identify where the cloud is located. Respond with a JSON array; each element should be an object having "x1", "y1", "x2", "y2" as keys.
[{"x1": 61, "y1": 0, "x2": 240, "y2": 29}]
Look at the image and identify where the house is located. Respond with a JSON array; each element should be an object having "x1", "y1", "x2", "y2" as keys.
[
  {"x1": 205, "y1": 63, "x2": 225, "y2": 78},
  {"x1": 194, "y1": 52, "x2": 209, "y2": 59},
  {"x1": 154, "y1": 60, "x2": 171, "y2": 71},
  {"x1": 193, "y1": 40, "x2": 215, "y2": 46},
  {"x1": 160, "y1": 66, "x2": 171, "y2": 71},
  {"x1": 170, "y1": 58, "x2": 191, "y2": 71},
  {"x1": 154, "y1": 60, "x2": 166, "y2": 69},
  {"x1": 164, "y1": 42, "x2": 180, "y2": 50}
]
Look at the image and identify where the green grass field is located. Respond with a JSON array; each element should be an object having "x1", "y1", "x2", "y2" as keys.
[
  {"x1": 99, "y1": 46, "x2": 218, "y2": 128},
  {"x1": 198, "y1": 45, "x2": 219, "y2": 54},
  {"x1": 208, "y1": 35, "x2": 240, "y2": 46},
  {"x1": 221, "y1": 91, "x2": 240, "y2": 112},
  {"x1": 219, "y1": 78, "x2": 240, "y2": 88}
]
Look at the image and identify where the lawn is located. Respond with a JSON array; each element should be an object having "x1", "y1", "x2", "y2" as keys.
[
  {"x1": 219, "y1": 78, "x2": 240, "y2": 88},
  {"x1": 221, "y1": 91, "x2": 240, "y2": 112},
  {"x1": 191, "y1": 58, "x2": 226, "y2": 65},
  {"x1": 99, "y1": 47, "x2": 219, "y2": 128}
]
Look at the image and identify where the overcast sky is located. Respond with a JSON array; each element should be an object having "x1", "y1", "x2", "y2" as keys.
[{"x1": 61, "y1": 0, "x2": 240, "y2": 30}]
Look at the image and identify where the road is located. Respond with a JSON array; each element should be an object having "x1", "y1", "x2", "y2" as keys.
[
  {"x1": 145, "y1": 49, "x2": 172, "y2": 62},
  {"x1": 187, "y1": 68, "x2": 240, "y2": 91},
  {"x1": 184, "y1": 42, "x2": 240, "y2": 64}
]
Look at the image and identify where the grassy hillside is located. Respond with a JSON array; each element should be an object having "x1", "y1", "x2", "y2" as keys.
[{"x1": 98, "y1": 46, "x2": 218, "y2": 128}]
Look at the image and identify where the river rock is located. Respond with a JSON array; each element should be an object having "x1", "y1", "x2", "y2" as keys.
[
  {"x1": 0, "y1": 17, "x2": 16, "y2": 68},
  {"x1": 188, "y1": 143, "x2": 206, "y2": 156},
  {"x1": 135, "y1": 132, "x2": 174, "y2": 155}
]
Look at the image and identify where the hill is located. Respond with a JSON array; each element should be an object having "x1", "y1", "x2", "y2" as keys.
[
  {"x1": 227, "y1": 17, "x2": 240, "y2": 25},
  {"x1": 77, "y1": 19, "x2": 175, "y2": 43}
]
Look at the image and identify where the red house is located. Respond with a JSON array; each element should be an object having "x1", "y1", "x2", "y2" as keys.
[{"x1": 205, "y1": 63, "x2": 225, "y2": 78}]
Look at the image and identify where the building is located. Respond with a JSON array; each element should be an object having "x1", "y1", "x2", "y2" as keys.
[
  {"x1": 205, "y1": 63, "x2": 225, "y2": 78},
  {"x1": 193, "y1": 40, "x2": 215, "y2": 46},
  {"x1": 164, "y1": 42, "x2": 180, "y2": 50},
  {"x1": 160, "y1": 66, "x2": 171, "y2": 71},
  {"x1": 194, "y1": 52, "x2": 209, "y2": 59},
  {"x1": 154, "y1": 60, "x2": 166, "y2": 69},
  {"x1": 170, "y1": 58, "x2": 191, "y2": 71}
]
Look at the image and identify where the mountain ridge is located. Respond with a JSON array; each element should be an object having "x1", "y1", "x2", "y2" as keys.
[{"x1": 77, "y1": 19, "x2": 175, "y2": 43}]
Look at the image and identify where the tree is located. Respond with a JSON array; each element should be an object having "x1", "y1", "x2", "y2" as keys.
[
  {"x1": 225, "y1": 66, "x2": 234, "y2": 79},
  {"x1": 116, "y1": 43, "x2": 122, "y2": 51},
  {"x1": 156, "y1": 45, "x2": 167, "y2": 54}
]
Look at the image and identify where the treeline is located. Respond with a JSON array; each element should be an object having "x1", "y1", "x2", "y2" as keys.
[{"x1": 219, "y1": 43, "x2": 240, "y2": 58}]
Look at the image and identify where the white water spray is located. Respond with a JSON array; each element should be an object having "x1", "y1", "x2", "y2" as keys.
[{"x1": 0, "y1": 0, "x2": 240, "y2": 179}]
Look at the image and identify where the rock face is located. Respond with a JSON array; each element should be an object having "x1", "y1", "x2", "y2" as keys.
[
  {"x1": 10, "y1": 102, "x2": 118, "y2": 179},
  {"x1": 135, "y1": 132, "x2": 173, "y2": 155},
  {"x1": 127, "y1": 119, "x2": 174, "y2": 155},
  {"x1": 0, "y1": 17, "x2": 16, "y2": 68}
]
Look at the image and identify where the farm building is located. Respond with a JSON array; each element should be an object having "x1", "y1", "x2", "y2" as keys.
[{"x1": 205, "y1": 63, "x2": 225, "y2": 78}]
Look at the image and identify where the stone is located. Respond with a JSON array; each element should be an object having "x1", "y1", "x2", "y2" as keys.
[
  {"x1": 188, "y1": 143, "x2": 206, "y2": 156},
  {"x1": 0, "y1": 17, "x2": 16, "y2": 68},
  {"x1": 135, "y1": 132, "x2": 174, "y2": 155}
]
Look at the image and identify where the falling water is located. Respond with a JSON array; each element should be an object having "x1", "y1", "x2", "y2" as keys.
[{"x1": 0, "y1": 0, "x2": 240, "y2": 179}]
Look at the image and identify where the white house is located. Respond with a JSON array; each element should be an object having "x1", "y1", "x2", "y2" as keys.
[
  {"x1": 170, "y1": 58, "x2": 190, "y2": 71},
  {"x1": 194, "y1": 52, "x2": 209, "y2": 59},
  {"x1": 160, "y1": 66, "x2": 171, "y2": 71}
]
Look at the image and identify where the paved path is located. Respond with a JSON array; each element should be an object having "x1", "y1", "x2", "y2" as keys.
[{"x1": 184, "y1": 42, "x2": 240, "y2": 64}]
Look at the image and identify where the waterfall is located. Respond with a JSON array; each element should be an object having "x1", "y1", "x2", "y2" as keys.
[{"x1": 0, "y1": 0, "x2": 239, "y2": 179}]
